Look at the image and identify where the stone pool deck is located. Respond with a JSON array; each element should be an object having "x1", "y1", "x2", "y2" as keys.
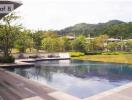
[
  {"x1": 0, "y1": 57, "x2": 70, "y2": 68},
  {"x1": 0, "y1": 69, "x2": 80, "y2": 100},
  {"x1": 1, "y1": 69, "x2": 132, "y2": 100},
  {"x1": 0, "y1": 59, "x2": 34, "y2": 68},
  {"x1": 84, "y1": 82, "x2": 132, "y2": 100}
]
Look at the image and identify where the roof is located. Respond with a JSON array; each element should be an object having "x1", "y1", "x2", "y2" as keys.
[
  {"x1": 107, "y1": 38, "x2": 121, "y2": 41},
  {"x1": 0, "y1": 0, "x2": 22, "y2": 19},
  {"x1": 86, "y1": 37, "x2": 94, "y2": 40},
  {"x1": 0, "y1": 0, "x2": 22, "y2": 4}
]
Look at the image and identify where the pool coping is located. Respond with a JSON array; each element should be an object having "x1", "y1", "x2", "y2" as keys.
[
  {"x1": 84, "y1": 82, "x2": 132, "y2": 100},
  {"x1": 0, "y1": 68, "x2": 80, "y2": 100},
  {"x1": 0, "y1": 57, "x2": 70, "y2": 68},
  {"x1": 0, "y1": 59, "x2": 34, "y2": 68}
]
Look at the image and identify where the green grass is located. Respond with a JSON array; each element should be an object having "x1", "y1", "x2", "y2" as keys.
[
  {"x1": 101, "y1": 52, "x2": 132, "y2": 55},
  {"x1": 11, "y1": 48, "x2": 38, "y2": 53},
  {"x1": 69, "y1": 52, "x2": 85, "y2": 57},
  {"x1": 73, "y1": 54, "x2": 132, "y2": 64}
]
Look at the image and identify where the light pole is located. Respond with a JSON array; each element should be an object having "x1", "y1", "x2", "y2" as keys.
[{"x1": 0, "y1": 0, "x2": 22, "y2": 19}]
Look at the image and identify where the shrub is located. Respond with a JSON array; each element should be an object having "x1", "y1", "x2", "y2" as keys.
[
  {"x1": 69, "y1": 52, "x2": 85, "y2": 57},
  {"x1": 86, "y1": 52, "x2": 102, "y2": 55},
  {"x1": 0, "y1": 56, "x2": 15, "y2": 63},
  {"x1": 101, "y1": 52, "x2": 120, "y2": 55},
  {"x1": 29, "y1": 55, "x2": 39, "y2": 58}
]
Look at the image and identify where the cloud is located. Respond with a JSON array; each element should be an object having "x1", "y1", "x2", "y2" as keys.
[{"x1": 15, "y1": 0, "x2": 132, "y2": 30}]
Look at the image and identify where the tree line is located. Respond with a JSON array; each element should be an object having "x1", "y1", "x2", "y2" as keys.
[
  {"x1": 57, "y1": 20, "x2": 132, "y2": 39},
  {"x1": 0, "y1": 13, "x2": 132, "y2": 58}
]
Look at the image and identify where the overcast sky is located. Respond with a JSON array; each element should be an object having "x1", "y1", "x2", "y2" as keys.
[{"x1": 15, "y1": 0, "x2": 132, "y2": 30}]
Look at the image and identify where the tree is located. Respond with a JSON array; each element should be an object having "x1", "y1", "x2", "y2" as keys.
[
  {"x1": 92, "y1": 35, "x2": 109, "y2": 51},
  {"x1": 15, "y1": 29, "x2": 34, "y2": 53},
  {"x1": 72, "y1": 35, "x2": 86, "y2": 52},
  {"x1": 41, "y1": 31, "x2": 62, "y2": 52},
  {"x1": 0, "y1": 13, "x2": 21, "y2": 56},
  {"x1": 107, "y1": 42, "x2": 118, "y2": 51},
  {"x1": 32, "y1": 30, "x2": 45, "y2": 52},
  {"x1": 44, "y1": 31, "x2": 57, "y2": 38},
  {"x1": 62, "y1": 36, "x2": 72, "y2": 51},
  {"x1": 117, "y1": 41, "x2": 126, "y2": 51},
  {"x1": 126, "y1": 40, "x2": 132, "y2": 51},
  {"x1": 57, "y1": 37, "x2": 65, "y2": 52},
  {"x1": 41, "y1": 37, "x2": 58, "y2": 52}
]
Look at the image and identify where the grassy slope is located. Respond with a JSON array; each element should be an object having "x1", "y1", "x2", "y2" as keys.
[{"x1": 73, "y1": 55, "x2": 132, "y2": 64}]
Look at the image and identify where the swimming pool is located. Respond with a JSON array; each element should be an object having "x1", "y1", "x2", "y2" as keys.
[{"x1": 6, "y1": 60, "x2": 132, "y2": 99}]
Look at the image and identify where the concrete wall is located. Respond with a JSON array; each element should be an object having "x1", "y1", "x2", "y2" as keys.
[{"x1": 12, "y1": 53, "x2": 70, "y2": 59}]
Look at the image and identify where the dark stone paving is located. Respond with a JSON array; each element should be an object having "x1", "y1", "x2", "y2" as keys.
[{"x1": 0, "y1": 70, "x2": 56, "y2": 100}]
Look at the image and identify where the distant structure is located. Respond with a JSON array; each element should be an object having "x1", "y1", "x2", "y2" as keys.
[
  {"x1": 66, "y1": 35, "x2": 76, "y2": 40},
  {"x1": 107, "y1": 38, "x2": 121, "y2": 42},
  {"x1": 59, "y1": 53, "x2": 70, "y2": 59},
  {"x1": 0, "y1": 0, "x2": 22, "y2": 19}
]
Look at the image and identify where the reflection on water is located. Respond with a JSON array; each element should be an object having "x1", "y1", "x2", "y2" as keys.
[{"x1": 6, "y1": 60, "x2": 132, "y2": 99}]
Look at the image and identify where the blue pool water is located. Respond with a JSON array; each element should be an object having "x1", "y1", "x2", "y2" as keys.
[{"x1": 6, "y1": 60, "x2": 132, "y2": 99}]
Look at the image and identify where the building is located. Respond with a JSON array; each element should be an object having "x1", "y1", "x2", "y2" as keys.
[{"x1": 66, "y1": 35, "x2": 76, "y2": 40}]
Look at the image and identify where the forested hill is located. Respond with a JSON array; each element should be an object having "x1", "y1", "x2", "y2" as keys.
[{"x1": 57, "y1": 20, "x2": 132, "y2": 39}]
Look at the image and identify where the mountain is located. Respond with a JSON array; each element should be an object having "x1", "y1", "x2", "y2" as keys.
[{"x1": 57, "y1": 20, "x2": 132, "y2": 38}]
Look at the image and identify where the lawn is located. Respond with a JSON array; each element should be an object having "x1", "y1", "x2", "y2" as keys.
[{"x1": 73, "y1": 55, "x2": 132, "y2": 64}]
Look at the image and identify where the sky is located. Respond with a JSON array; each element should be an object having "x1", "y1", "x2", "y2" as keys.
[{"x1": 14, "y1": 0, "x2": 132, "y2": 30}]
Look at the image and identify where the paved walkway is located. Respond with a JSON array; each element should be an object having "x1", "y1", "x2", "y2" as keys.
[
  {"x1": 0, "y1": 58, "x2": 70, "y2": 68},
  {"x1": 84, "y1": 82, "x2": 132, "y2": 100},
  {"x1": 0, "y1": 59, "x2": 34, "y2": 68},
  {"x1": 0, "y1": 69, "x2": 79, "y2": 100},
  {"x1": 0, "y1": 69, "x2": 56, "y2": 100}
]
